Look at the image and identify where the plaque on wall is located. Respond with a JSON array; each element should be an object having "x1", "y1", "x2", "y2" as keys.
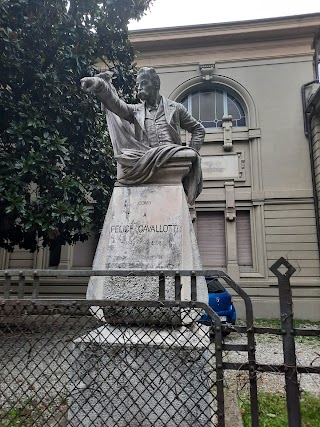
[{"x1": 201, "y1": 153, "x2": 245, "y2": 181}]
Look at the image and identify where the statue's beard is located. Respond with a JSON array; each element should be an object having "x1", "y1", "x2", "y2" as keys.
[{"x1": 138, "y1": 91, "x2": 149, "y2": 101}]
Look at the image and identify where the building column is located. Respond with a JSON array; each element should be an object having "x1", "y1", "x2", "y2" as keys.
[
  {"x1": 58, "y1": 245, "x2": 71, "y2": 269},
  {"x1": 225, "y1": 181, "x2": 240, "y2": 281}
]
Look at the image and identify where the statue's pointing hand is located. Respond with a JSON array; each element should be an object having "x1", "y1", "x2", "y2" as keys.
[{"x1": 80, "y1": 77, "x2": 106, "y2": 94}]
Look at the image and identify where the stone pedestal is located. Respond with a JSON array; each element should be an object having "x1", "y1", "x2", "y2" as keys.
[
  {"x1": 67, "y1": 324, "x2": 215, "y2": 427},
  {"x1": 68, "y1": 153, "x2": 214, "y2": 425},
  {"x1": 87, "y1": 182, "x2": 207, "y2": 324}
]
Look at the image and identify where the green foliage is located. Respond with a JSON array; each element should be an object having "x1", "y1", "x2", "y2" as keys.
[
  {"x1": 241, "y1": 392, "x2": 320, "y2": 427},
  {"x1": 0, "y1": 0, "x2": 152, "y2": 251},
  {"x1": 0, "y1": 397, "x2": 68, "y2": 426}
]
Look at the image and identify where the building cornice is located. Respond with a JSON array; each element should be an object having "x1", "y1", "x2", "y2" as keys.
[{"x1": 130, "y1": 13, "x2": 320, "y2": 51}]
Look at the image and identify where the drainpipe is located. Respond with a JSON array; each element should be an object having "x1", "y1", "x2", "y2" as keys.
[
  {"x1": 301, "y1": 79, "x2": 320, "y2": 256},
  {"x1": 314, "y1": 33, "x2": 320, "y2": 81}
]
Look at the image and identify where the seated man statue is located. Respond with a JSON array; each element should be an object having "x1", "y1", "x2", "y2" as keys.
[{"x1": 80, "y1": 67, "x2": 205, "y2": 204}]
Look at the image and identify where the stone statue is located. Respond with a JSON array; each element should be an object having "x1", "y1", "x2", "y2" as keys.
[{"x1": 80, "y1": 67, "x2": 205, "y2": 204}]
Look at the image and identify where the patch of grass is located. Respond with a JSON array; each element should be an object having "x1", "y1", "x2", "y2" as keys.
[
  {"x1": 240, "y1": 392, "x2": 320, "y2": 427},
  {"x1": 234, "y1": 319, "x2": 320, "y2": 343},
  {"x1": 253, "y1": 319, "x2": 320, "y2": 329},
  {"x1": 300, "y1": 393, "x2": 320, "y2": 427},
  {"x1": 293, "y1": 319, "x2": 320, "y2": 329},
  {"x1": 0, "y1": 399, "x2": 42, "y2": 427},
  {"x1": 253, "y1": 318, "x2": 281, "y2": 328},
  {"x1": 0, "y1": 397, "x2": 68, "y2": 427}
]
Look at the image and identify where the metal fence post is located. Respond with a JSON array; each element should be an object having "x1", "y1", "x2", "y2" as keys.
[
  {"x1": 270, "y1": 257, "x2": 301, "y2": 427},
  {"x1": 214, "y1": 315, "x2": 225, "y2": 427},
  {"x1": 222, "y1": 274, "x2": 259, "y2": 427}
]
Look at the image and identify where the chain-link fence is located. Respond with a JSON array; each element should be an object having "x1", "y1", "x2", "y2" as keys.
[
  {"x1": 0, "y1": 300, "x2": 220, "y2": 427},
  {"x1": 2, "y1": 261, "x2": 318, "y2": 427},
  {"x1": 0, "y1": 268, "x2": 243, "y2": 427}
]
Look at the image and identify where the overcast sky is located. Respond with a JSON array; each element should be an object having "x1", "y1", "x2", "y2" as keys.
[{"x1": 128, "y1": 0, "x2": 320, "y2": 30}]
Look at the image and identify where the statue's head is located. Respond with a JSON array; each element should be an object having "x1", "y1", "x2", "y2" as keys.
[{"x1": 136, "y1": 67, "x2": 160, "y2": 102}]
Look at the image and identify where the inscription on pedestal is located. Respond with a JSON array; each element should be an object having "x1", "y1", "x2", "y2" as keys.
[
  {"x1": 104, "y1": 187, "x2": 182, "y2": 269},
  {"x1": 110, "y1": 224, "x2": 179, "y2": 234}
]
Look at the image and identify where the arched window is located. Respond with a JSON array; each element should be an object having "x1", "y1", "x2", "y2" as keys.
[{"x1": 181, "y1": 88, "x2": 247, "y2": 128}]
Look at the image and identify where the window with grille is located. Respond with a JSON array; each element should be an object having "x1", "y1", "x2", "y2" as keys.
[
  {"x1": 197, "y1": 211, "x2": 226, "y2": 268},
  {"x1": 181, "y1": 89, "x2": 247, "y2": 128},
  {"x1": 236, "y1": 210, "x2": 253, "y2": 267}
]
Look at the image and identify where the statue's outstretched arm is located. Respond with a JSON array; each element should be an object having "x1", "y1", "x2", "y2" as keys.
[{"x1": 80, "y1": 76, "x2": 134, "y2": 123}]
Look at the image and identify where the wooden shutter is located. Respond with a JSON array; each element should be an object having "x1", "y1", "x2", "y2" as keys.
[
  {"x1": 197, "y1": 211, "x2": 226, "y2": 267},
  {"x1": 236, "y1": 211, "x2": 253, "y2": 267}
]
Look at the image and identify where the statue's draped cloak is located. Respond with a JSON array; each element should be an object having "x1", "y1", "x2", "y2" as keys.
[{"x1": 103, "y1": 100, "x2": 202, "y2": 205}]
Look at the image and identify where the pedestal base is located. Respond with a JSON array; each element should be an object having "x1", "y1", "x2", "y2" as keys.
[{"x1": 67, "y1": 324, "x2": 216, "y2": 427}]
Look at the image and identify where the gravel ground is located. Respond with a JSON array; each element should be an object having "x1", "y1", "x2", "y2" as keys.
[
  {"x1": 0, "y1": 314, "x2": 98, "y2": 426},
  {"x1": 223, "y1": 326, "x2": 320, "y2": 397}
]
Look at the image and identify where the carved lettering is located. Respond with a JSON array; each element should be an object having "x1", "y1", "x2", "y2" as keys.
[
  {"x1": 110, "y1": 225, "x2": 134, "y2": 233},
  {"x1": 110, "y1": 224, "x2": 179, "y2": 234}
]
